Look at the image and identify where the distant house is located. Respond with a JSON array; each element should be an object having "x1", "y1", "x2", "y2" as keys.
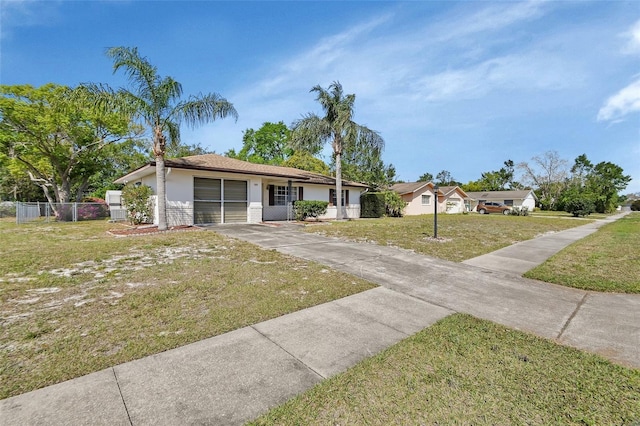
[
  {"x1": 466, "y1": 190, "x2": 537, "y2": 212},
  {"x1": 114, "y1": 154, "x2": 368, "y2": 226},
  {"x1": 390, "y1": 182, "x2": 469, "y2": 215}
]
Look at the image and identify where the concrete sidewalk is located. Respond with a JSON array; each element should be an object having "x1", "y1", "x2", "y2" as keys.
[{"x1": 2, "y1": 213, "x2": 638, "y2": 425}]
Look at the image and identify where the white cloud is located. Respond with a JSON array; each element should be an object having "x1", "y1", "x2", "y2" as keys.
[
  {"x1": 597, "y1": 78, "x2": 640, "y2": 122},
  {"x1": 622, "y1": 19, "x2": 640, "y2": 54},
  {"x1": 0, "y1": 0, "x2": 62, "y2": 39}
]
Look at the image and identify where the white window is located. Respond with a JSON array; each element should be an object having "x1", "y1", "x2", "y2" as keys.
[
  {"x1": 421, "y1": 194, "x2": 431, "y2": 205},
  {"x1": 274, "y1": 186, "x2": 299, "y2": 206}
]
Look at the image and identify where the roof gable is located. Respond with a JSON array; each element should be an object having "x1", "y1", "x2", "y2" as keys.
[{"x1": 390, "y1": 182, "x2": 432, "y2": 195}]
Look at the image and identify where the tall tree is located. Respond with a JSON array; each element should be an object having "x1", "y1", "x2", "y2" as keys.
[
  {"x1": 226, "y1": 121, "x2": 294, "y2": 165},
  {"x1": 0, "y1": 84, "x2": 133, "y2": 211},
  {"x1": 417, "y1": 172, "x2": 433, "y2": 182},
  {"x1": 436, "y1": 170, "x2": 459, "y2": 186},
  {"x1": 291, "y1": 82, "x2": 383, "y2": 219},
  {"x1": 518, "y1": 151, "x2": 568, "y2": 210},
  {"x1": 587, "y1": 161, "x2": 631, "y2": 213},
  {"x1": 100, "y1": 47, "x2": 238, "y2": 230},
  {"x1": 281, "y1": 151, "x2": 330, "y2": 175},
  {"x1": 339, "y1": 142, "x2": 396, "y2": 190}
]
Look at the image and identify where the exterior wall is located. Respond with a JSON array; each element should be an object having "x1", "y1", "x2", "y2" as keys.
[
  {"x1": 521, "y1": 194, "x2": 536, "y2": 211},
  {"x1": 263, "y1": 182, "x2": 363, "y2": 221},
  {"x1": 135, "y1": 169, "x2": 263, "y2": 226},
  {"x1": 403, "y1": 186, "x2": 438, "y2": 215},
  {"x1": 131, "y1": 169, "x2": 363, "y2": 224}
]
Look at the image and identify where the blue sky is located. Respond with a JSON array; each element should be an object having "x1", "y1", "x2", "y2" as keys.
[{"x1": 2, "y1": 1, "x2": 639, "y2": 193}]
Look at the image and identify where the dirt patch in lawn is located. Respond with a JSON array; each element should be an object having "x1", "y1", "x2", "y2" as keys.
[{"x1": 107, "y1": 224, "x2": 200, "y2": 237}]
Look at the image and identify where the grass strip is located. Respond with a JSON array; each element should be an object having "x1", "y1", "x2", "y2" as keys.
[
  {"x1": 525, "y1": 213, "x2": 640, "y2": 293},
  {"x1": 304, "y1": 214, "x2": 589, "y2": 262},
  {"x1": 0, "y1": 220, "x2": 374, "y2": 399},
  {"x1": 251, "y1": 314, "x2": 640, "y2": 426}
]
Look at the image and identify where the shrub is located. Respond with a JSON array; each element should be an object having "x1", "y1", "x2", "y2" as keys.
[
  {"x1": 0, "y1": 201, "x2": 16, "y2": 218},
  {"x1": 631, "y1": 200, "x2": 640, "y2": 211},
  {"x1": 564, "y1": 197, "x2": 595, "y2": 217},
  {"x1": 383, "y1": 190, "x2": 406, "y2": 217},
  {"x1": 121, "y1": 184, "x2": 154, "y2": 225},
  {"x1": 79, "y1": 197, "x2": 109, "y2": 220},
  {"x1": 293, "y1": 200, "x2": 328, "y2": 221},
  {"x1": 509, "y1": 206, "x2": 530, "y2": 216},
  {"x1": 361, "y1": 192, "x2": 386, "y2": 218}
]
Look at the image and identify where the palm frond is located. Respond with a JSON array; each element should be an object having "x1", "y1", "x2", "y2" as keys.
[{"x1": 176, "y1": 93, "x2": 238, "y2": 128}]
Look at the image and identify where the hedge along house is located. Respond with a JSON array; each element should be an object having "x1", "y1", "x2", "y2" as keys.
[
  {"x1": 390, "y1": 182, "x2": 469, "y2": 215},
  {"x1": 114, "y1": 154, "x2": 368, "y2": 226}
]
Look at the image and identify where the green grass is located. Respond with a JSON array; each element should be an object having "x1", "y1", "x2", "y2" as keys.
[
  {"x1": 304, "y1": 214, "x2": 589, "y2": 262},
  {"x1": 0, "y1": 220, "x2": 374, "y2": 399},
  {"x1": 250, "y1": 314, "x2": 640, "y2": 426},
  {"x1": 525, "y1": 213, "x2": 640, "y2": 293},
  {"x1": 530, "y1": 210, "x2": 613, "y2": 220}
]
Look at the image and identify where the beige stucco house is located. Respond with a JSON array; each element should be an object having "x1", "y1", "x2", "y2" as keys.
[
  {"x1": 114, "y1": 154, "x2": 368, "y2": 226},
  {"x1": 390, "y1": 182, "x2": 469, "y2": 215}
]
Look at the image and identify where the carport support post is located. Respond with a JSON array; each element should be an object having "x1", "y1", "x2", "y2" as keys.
[
  {"x1": 433, "y1": 184, "x2": 438, "y2": 239},
  {"x1": 287, "y1": 180, "x2": 293, "y2": 221}
]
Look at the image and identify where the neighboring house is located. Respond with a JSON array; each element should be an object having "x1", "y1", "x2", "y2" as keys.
[
  {"x1": 466, "y1": 190, "x2": 537, "y2": 212},
  {"x1": 114, "y1": 154, "x2": 368, "y2": 226},
  {"x1": 390, "y1": 182, "x2": 469, "y2": 215}
]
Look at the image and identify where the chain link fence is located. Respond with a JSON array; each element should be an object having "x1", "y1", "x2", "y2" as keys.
[{"x1": 15, "y1": 202, "x2": 116, "y2": 224}]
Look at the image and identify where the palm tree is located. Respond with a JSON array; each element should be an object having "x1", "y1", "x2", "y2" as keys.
[
  {"x1": 291, "y1": 81, "x2": 383, "y2": 219},
  {"x1": 105, "y1": 47, "x2": 237, "y2": 230}
]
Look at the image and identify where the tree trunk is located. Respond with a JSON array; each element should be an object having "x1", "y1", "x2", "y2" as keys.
[
  {"x1": 156, "y1": 154, "x2": 167, "y2": 230},
  {"x1": 335, "y1": 151, "x2": 343, "y2": 220}
]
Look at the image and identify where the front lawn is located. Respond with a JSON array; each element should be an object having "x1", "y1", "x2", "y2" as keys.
[
  {"x1": 0, "y1": 220, "x2": 374, "y2": 399},
  {"x1": 525, "y1": 213, "x2": 640, "y2": 293},
  {"x1": 304, "y1": 214, "x2": 589, "y2": 262},
  {"x1": 251, "y1": 314, "x2": 640, "y2": 426}
]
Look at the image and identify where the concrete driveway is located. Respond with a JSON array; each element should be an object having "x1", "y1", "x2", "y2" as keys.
[{"x1": 214, "y1": 217, "x2": 640, "y2": 369}]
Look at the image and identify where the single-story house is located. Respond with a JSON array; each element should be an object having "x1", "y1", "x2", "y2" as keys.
[
  {"x1": 466, "y1": 190, "x2": 537, "y2": 212},
  {"x1": 390, "y1": 182, "x2": 469, "y2": 215},
  {"x1": 114, "y1": 154, "x2": 368, "y2": 226}
]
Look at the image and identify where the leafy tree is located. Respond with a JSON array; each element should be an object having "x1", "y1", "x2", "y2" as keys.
[
  {"x1": 0, "y1": 84, "x2": 133, "y2": 211},
  {"x1": 226, "y1": 121, "x2": 294, "y2": 165},
  {"x1": 281, "y1": 151, "x2": 330, "y2": 175},
  {"x1": 435, "y1": 170, "x2": 459, "y2": 186},
  {"x1": 95, "y1": 47, "x2": 238, "y2": 230},
  {"x1": 339, "y1": 143, "x2": 396, "y2": 190},
  {"x1": 518, "y1": 151, "x2": 569, "y2": 210},
  {"x1": 86, "y1": 139, "x2": 149, "y2": 199},
  {"x1": 167, "y1": 142, "x2": 214, "y2": 159},
  {"x1": 460, "y1": 180, "x2": 484, "y2": 192},
  {"x1": 587, "y1": 161, "x2": 631, "y2": 213},
  {"x1": 558, "y1": 154, "x2": 630, "y2": 214},
  {"x1": 418, "y1": 172, "x2": 433, "y2": 182},
  {"x1": 291, "y1": 81, "x2": 383, "y2": 219},
  {"x1": 0, "y1": 151, "x2": 45, "y2": 201}
]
